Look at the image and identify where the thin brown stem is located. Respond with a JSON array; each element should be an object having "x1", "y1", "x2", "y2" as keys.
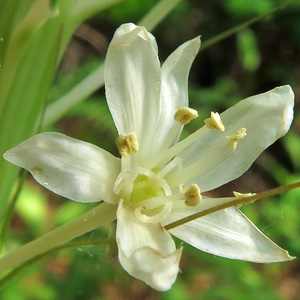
[{"x1": 165, "y1": 181, "x2": 300, "y2": 231}]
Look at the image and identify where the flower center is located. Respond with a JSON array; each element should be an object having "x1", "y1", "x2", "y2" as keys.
[{"x1": 130, "y1": 174, "x2": 165, "y2": 203}]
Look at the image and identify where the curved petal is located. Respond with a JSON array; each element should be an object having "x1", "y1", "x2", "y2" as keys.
[
  {"x1": 152, "y1": 37, "x2": 201, "y2": 156},
  {"x1": 4, "y1": 133, "x2": 120, "y2": 204},
  {"x1": 105, "y1": 23, "x2": 161, "y2": 164},
  {"x1": 116, "y1": 200, "x2": 181, "y2": 291},
  {"x1": 164, "y1": 205, "x2": 294, "y2": 262},
  {"x1": 166, "y1": 85, "x2": 294, "y2": 191}
]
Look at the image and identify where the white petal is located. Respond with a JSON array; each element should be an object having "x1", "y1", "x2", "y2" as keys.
[
  {"x1": 153, "y1": 37, "x2": 201, "y2": 153},
  {"x1": 167, "y1": 85, "x2": 294, "y2": 191},
  {"x1": 105, "y1": 23, "x2": 161, "y2": 164},
  {"x1": 165, "y1": 205, "x2": 294, "y2": 262},
  {"x1": 116, "y1": 201, "x2": 181, "y2": 291},
  {"x1": 4, "y1": 133, "x2": 120, "y2": 204}
]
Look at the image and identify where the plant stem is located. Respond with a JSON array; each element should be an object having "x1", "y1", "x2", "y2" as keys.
[
  {"x1": 200, "y1": 0, "x2": 297, "y2": 52},
  {"x1": 0, "y1": 203, "x2": 116, "y2": 273},
  {"x1": 138, "y1": 0, "x2": 182, "y2": 31},
  {"x1": 0, "y1": 170, "x2": 27, "y2": 254},
  {"x1": 165, "y1": 181, "x2": 300, "y2": 230},
  {"x1": 0, "y1": 239, "x2": 116, "y2": 288}
]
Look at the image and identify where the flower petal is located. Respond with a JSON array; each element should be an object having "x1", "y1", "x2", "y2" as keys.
[
  {"x1": 105, "y1": 23, "x2": 161, "y2": 164},
  {"x1": 4, "y1": 133, "x2": 120, "y2": 204},
  {"x1": 167, "y1": 85, "x2": 294, "y2": 191},
  {"x1": 165, "y1": 205, "x2": 294, "y2": 262},
  {"x1": 153, "y1": 37, "x2": 201, "y2": 153},
  {"x1": 116, "y1": 200, "x2": 181, "y2": 291}
]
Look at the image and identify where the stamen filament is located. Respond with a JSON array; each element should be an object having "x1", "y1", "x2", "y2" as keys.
[
  {"x1": 156, "y1": 157, "x2": 182, "y2": 179},
  {"x1": 119, "y1": 153, "x2": 139, "y2": 199},
  {"x1": 135, "y1": 194, "x2": 182, "y2": 210},
  {"x1": 146, "y1": 123, "x2": 182, "y2": 169},
  {"x1": 134, "y1": 202, "x2": 172, "y2": 223},
  {"x1": 166, "y1": 144, "x2": 227, "y2": 188},
  {"x1": 146, "y1": 106, "x2": 199, "y2": 169},
  {"x1": 147, "y1": 126, "x2": 208, "y2": 169},
  {"x1": 161, "y1": 122, "x2": 182, "y2": 152}
]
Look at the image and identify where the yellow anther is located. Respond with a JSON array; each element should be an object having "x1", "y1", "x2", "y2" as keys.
[
  {"x1": 184, "y1": 184, "x2": 202, "y2": 207},
  {"x1": 226, "y1": 128, "x2": 247, "y2": 151},
  {"x1": 233, "y1": 191, "x2": 256, "y2": 208},
  {"x1": 174, "y1": 106, "x2": 198, "y2": 125},
  {"x1": 116, "y1": 133, "x2": 139, "y2": 157},
  {"x1": 204, "y1": 111, "x2": 225, "y2": 132},
  {"x1": 233, "y1": 191, "x2": 255, "y2": 198}
]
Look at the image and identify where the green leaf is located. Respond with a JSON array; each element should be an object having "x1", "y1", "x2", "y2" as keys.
[{"x1": 0, "y1": 0, "x2": 122, "y2": 223}]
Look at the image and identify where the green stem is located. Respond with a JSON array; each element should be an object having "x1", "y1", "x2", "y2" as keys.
[
  {"x1": 138, "y1": 0, "x2": 182, "y2": 31},
  {"x1": 71, "y1": 0, "x2": 124, "y2": 25},
  {"x1": 0, "y1": 170, "x2": 28, "y2": 254},
  {"x1": 43, "y1": 63, "x2": 104, "y2": 126},
  {"x1": 0, "y1": 239, "x2": 116, "y2": 288},
  {"x1": 0, "y1": 203, "x2": 116, "y2": 274},
  {"x1": 200, "y1": 0, "x2": 297, "y2": 52},
  {"x1": 165, "y1": 181, "x2": 300, "y2": 230},
  {"x1": 0, "y1": 0, "x2": 58, "y2": 113}
]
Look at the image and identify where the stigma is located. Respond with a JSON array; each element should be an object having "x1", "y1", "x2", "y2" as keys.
[{"x1": 116, "y1": 132, "x2": 139, "y2": 157}]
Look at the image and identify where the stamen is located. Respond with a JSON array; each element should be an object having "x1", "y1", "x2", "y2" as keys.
[
  {"x1": 233, "y1": 191, "x2": 255, "y2": 198},
  {"x1": 116, "y1": 132, "x2": 138, "y2": 157},
  {"x1": 134, "y1": 203, "x2": 172, "y2": 223},
  {"x1": 113, "y1": 154, "x2": 139, "y2": 199},
  {"x1": 137, "y1": 196, "x2": 173, "y2": 209},
  {"x1": 204, "y1": 111, "x2": 225, "y2": 132},
  {"x1": 233, "y1": 191, "x2": 256, "y2": 208},
  {"x1": 113, "y1": 170, "x2": 130, "y2": 195},
  {"x1": 156, "y1": 157, "x2": 182, "y2": 179},
  {"x1": 179, "y1": 184, "x2": 185, "y2": 194},
  {"x1": 146, "y1": 107, "x2": 199, "y2": 169},
  {"x1": 184, "y1": 184, "x2": 202, "y2": 207},
  {"x1": 226, "y1": 128, "x2": 247, "y2": 151},
  {"x1": 136, "y1": 194, "x2": 182, "y2": 210},
  {"x1": 174, "y1": 106, "x2": 198, "y2": 125}
]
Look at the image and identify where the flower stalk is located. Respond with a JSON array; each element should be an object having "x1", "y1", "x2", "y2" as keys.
[
  {"x1": 165, "y1": 181, "x2": 300, "y2": 230},
  {"x1": 1, "y1": 180, "x2": 299, "y2": 276},
  {"x1": 0, "y1": 239, "x2": 116, "y2": 288},
  {"x1": 0, "y1": 203, "x2": 116, "y2": 274},
  {"x1": 199, "y1": 0, "x2": 298, "y2": 52}
]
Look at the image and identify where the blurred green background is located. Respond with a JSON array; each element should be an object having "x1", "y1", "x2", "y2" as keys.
[{"x1": 0, "y1": 0, "x2": 300, "y2": 299}]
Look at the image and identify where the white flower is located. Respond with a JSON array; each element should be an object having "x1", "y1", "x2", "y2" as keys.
[{"x1": 4, "y1": 23, "x2": 295, "y2": 291}]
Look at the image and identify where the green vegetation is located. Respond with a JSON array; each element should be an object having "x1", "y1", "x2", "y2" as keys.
[{"x1": 0, "y1": 0, "x2": 299, "y2": 299}]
